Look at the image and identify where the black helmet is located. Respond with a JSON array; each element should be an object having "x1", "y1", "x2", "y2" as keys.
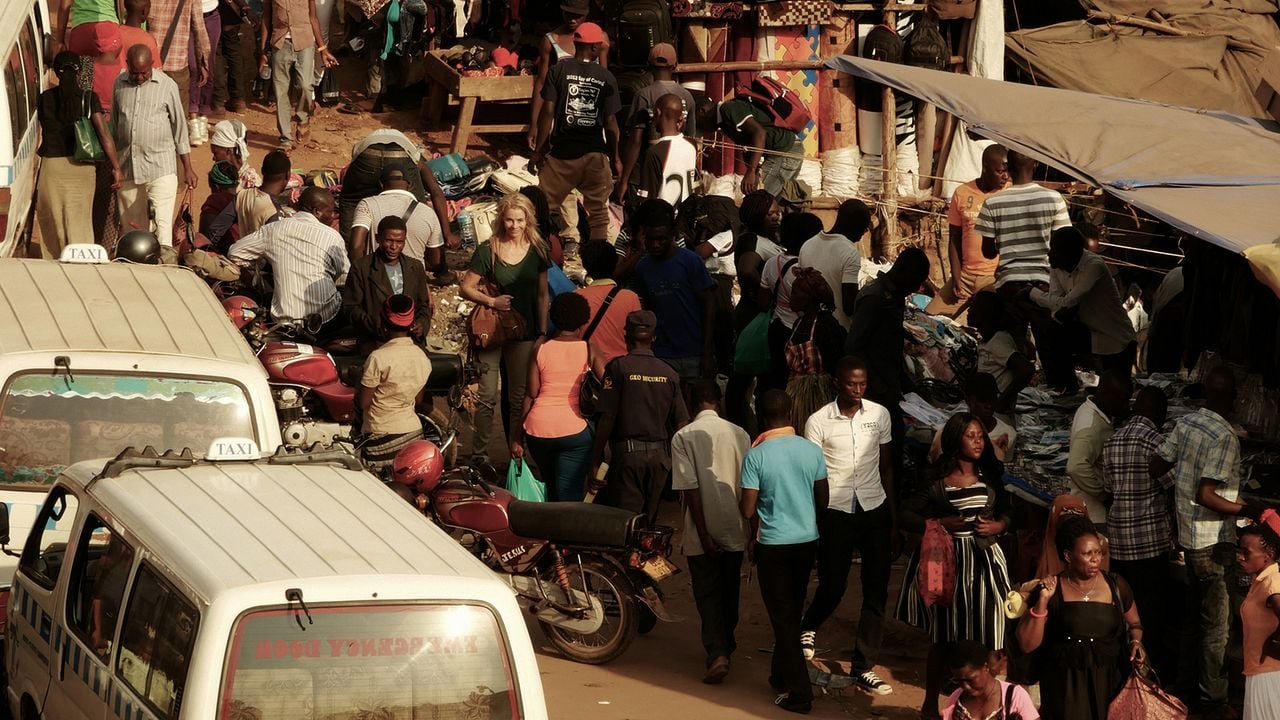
[{"x1": 115, "y1": 230, "x2": 161, "y2": 264}]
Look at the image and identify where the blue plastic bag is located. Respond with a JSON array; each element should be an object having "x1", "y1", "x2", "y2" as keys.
[{"x1": 507, "y1": 459, "x2": 545, "y2": 502}]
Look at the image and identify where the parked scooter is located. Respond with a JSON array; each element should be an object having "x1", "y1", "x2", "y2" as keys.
[
  {"x1": 391, "y1": 440, "x2": 680, "y2": 665},
  {"x1": 222, "y1": 296, "x2": 468, "y2": 464}
]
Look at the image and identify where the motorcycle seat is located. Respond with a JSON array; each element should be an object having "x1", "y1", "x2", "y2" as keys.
[{"x1": 507, "y1": 500, "x2": 643, "y2": 549}]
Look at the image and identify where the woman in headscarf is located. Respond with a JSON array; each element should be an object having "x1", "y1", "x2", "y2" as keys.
[
  {"x1": 209, "y1": 119, "x2": 261, "y2": 188},
  {"x1": 200, "y1": 161, "x2": 242, "y2": 251},
  {"x1": 35, "y1": 51, "x2": 121, "y2": 258},
  {"x1": 1036, "y1": 494, "x2": 1109, "y2": 579}
]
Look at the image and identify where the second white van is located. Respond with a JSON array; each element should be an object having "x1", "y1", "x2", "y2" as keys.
[{"x1": 3, "y1": 441, "x2": 548, "y2": 720}]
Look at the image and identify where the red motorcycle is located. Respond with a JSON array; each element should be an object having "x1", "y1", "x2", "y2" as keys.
[
  {"x1": 223, "y1": 296, "x2": 466, "y2": 464},
  {"x1": 392, "y1": 440, "x2": 678, "y2": 665}
]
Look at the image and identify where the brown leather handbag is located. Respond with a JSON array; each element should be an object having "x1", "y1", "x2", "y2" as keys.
[
  {"x1": 468, "y1": 270, "x2": 527, "y2": 350},
  {"x1": 1107, "y1": 666, "x2": 1187, "y2": 720}
]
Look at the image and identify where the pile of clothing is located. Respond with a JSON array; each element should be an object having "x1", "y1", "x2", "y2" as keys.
[
  {"x1": 902, "y1": 306, "x2": 978, "y2": 393},
  {"x1": 1003, "y1": 386, "x2": 1077, "y2": 505}
]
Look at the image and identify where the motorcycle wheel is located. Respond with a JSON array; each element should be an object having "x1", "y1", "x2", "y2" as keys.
[{"x1": 538, "y1": 556, "x2": 638, "y2": 665}]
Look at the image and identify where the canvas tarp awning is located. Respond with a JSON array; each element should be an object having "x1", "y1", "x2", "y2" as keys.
[
  {"x1": 824, "y1": 55, "x2": 1280, "y2": 295},
  {"x1": 1005, "y1": 1, "x2": 1280, "y2": 117}
]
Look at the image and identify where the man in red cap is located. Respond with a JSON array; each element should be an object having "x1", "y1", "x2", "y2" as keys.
[
  {"x1": 527, "y1": 0, "x2": 609, "y2": 151},
  {"x1": 530, "y1": 20, "x2": 620, "y2": 258},
  {"x1": 615, "y1": 42, "x2": 696, "y2": 206},
  {"x1": 358, "y1": 293, "x2": 432, "y2": 472}
]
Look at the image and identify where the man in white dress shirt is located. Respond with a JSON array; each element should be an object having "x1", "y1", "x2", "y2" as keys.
[{"x1": 798, "y1": 355, "x2": 897, "y2": 696}]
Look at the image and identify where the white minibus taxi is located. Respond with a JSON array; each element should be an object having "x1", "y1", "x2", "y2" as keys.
[
  {"x1": 3, "y1": 440, "x2": 547, "y2": 720},
  {"x1": 0, "y1": 247, "x2": 282, "y2": 603}
]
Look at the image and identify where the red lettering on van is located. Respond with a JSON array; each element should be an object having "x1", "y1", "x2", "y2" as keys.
[
  {"x1": 306, "y1": 640, "x2": 321, "y2": 657},
  {"x1": 394, "y1": 638, "x2": 408, "y2": 655},
  {"x1": 328, "y1": 639, "x2": 344, "y2": 657},
  {"x1": 255, "y1": 641, "x2": 272, "y2": 659},
  {"x1": 360, "y1": 639, "x2": 376, "y2": 656}
]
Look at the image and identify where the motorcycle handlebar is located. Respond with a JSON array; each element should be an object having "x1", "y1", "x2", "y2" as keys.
[{"x1": 465, "y1": 467, "x2": 498, "y2": 497}]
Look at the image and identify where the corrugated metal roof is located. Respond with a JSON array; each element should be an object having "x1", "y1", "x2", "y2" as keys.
[
  {"x1": 0, "y1": 260, "x2": 257, "y2": 364},
  {"x1": 76, "y1": 460, "x2": 488, "y2": 600}
]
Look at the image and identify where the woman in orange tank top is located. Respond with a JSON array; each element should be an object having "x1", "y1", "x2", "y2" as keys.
[{"x1": 510, "y1": 293, "x2": 600, "y2": 501}]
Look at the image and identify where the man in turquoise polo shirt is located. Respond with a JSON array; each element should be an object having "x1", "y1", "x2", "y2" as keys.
[{"x1": 740, "y1": 390, "x2": 828, "y2": 714}]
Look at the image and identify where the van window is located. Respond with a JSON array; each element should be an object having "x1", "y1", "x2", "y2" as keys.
[
  {"x1": 220, "y1": 604, "x2": 519, "y2": 720},
  {"x1": 17, "y1": 487, "x2": 79, "y2": 589},
  {"x1": 66, "y1": 517, "x2": 134, "y2": 659},
  {"x1": 4, "y1": 45, "x2": 25, "y2": 159},
  {"x1": 17, "y1": 19, "x2": 39, "y2": 113},
  {"x1": 0, "y1": 373, "x2": 256, "y2": 486},
  {"x1": 116, "y1": 563, "x2": 198, "y2": 718}
]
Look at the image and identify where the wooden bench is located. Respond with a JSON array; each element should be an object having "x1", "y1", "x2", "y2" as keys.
[{"x1": 422, "y1": 51, "x2": 535, "y2": 154}]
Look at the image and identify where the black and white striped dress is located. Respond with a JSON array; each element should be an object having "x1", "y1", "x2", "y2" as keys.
[{"x1": 895, "y1": 481, "x2": 1012, "y2": 649}]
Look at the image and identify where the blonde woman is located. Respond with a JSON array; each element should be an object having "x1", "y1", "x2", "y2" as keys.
[{"x1": 460, "y1": 192, "x2": 551, "y2": 465}]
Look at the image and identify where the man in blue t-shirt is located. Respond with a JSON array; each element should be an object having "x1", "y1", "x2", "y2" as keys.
[
  {"x1": 740, "y1": 390, "x2": 828, "y2": 714},
  {"x1": 630, "y1": 199, "x2": 716, "y2": 385}
]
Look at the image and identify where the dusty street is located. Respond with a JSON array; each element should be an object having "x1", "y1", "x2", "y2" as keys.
[{"x1": 526, "y1": 504, "x2": 931, "y2": 720}]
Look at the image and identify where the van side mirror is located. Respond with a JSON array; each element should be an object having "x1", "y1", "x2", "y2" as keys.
[{"x1": 0, "y1": 502, "x2": 9, "y2": 546}]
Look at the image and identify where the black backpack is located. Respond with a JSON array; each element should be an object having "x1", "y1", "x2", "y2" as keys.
[
  {"x1": 862, "y1": 23, "x2": 902, "y2": 64},
  {"x1": 615, "y1": 0, "x2": 674, "y2": 69},
  {"x1": 904, "y1": 13, "x2": 949, "y2": 70}
]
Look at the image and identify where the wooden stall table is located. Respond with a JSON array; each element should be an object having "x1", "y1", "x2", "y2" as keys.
[{"x1": 423, "y1": 50, "x2": 535, "y2": 154}]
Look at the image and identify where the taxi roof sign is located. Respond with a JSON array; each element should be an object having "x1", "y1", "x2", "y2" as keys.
[
  {"x1": 206, "y1": 437, "x2": 261, "y2": 461},
  {"x1": 59, "y1": 244, "x2": 110, "y2": 264}
]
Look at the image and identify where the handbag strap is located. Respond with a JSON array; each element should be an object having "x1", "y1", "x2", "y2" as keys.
[
  {"x1": 159, "y1": 0, "x2": 192, "y2": 66},
  {"x1": 401, "y1": 199, "x2": 420, "y2": 225},
  {"x1": 772, "y1": 256, "x2": 799, "y2": 299},
  {"x1": 81, "y1": 90, "x2": 92, "y2": 119},
  {"x1": 582, "y1": 285, "x2": 622, "y2": 342},
  {"x1": 1003, "y1": 682, "x2": 1014, "y2": 717}
]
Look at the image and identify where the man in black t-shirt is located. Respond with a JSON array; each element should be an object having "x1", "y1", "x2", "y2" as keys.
[
  {"x1": 530, "y1": 21, "x2": 621, "y2": 255},
  {"x1": 695, "y1": 94, "x2": 802, "y2": 198}
]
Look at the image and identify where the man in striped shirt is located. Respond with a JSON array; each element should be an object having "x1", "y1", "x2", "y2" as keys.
[
  {"x1": 112, "y1": 44, "x2": 199, "y2": 248},
  {"x1": 229, "y1": 187, "x2": 350, "y2": 325},
  {"x1": 975, "y1": 151, "x2": 1074, "y2": 390}
]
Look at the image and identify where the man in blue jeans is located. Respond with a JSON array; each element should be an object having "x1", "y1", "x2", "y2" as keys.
[
  {"x1": 740, "y1": 390, "x2": 828, "y2": 714},
  {"x1": 1151, "y1": 366, "x2": 1265, "y2": 717},
  {"x1": 799, "y1": 355, "x2": 898, "y2": 696}
]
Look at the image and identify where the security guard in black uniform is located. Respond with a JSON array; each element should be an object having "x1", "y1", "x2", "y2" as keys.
[{"x1": 587, "y1": 310, "x2": 689, "y2": 523}]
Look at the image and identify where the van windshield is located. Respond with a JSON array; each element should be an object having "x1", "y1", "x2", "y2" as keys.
[
  {"x1": 0, "y1": 373, "x2": 255, "y2": 486},
  {"x1": 221, "y1": 604, "x2": 519, "y2": 720}
]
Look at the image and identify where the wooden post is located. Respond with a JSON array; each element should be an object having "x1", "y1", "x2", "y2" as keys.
[{"x1": 881, "y1": 0, "x2": 900, "y2": 256}]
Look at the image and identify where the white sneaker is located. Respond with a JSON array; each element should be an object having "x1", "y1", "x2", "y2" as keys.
[
  {"x1": 800, "y1": 630, "x2": 816, "y2": 660},
  {"x1": 854, "y1": 670, "x2": 893, "y2": 695},
  {"x1": 198, "y1": 116, "x2": 210, "y2": 144},
  {"x1": 188, "y1": 117, "x2": 204, "y2": 146}
]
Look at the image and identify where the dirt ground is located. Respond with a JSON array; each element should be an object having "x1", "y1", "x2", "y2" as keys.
[{"x1": 528, "y1": 498, "x2": 932, "y2": 719}]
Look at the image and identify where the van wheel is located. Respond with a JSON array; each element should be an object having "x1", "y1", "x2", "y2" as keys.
[{"x1": 19, "y1": 695, "x2": 37, "y2": 720}]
